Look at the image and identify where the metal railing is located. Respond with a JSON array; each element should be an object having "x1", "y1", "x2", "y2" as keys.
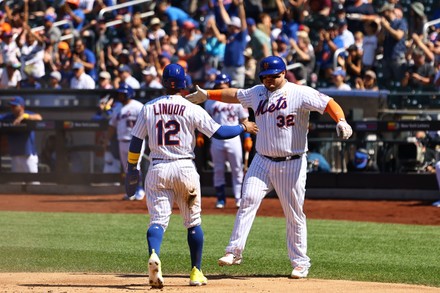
[
  {"x1": 31, "y1": 19, "x2": 72, "y2": 33},
  {"x1": 98, "y1": 0, "x2": 153, "y2": 20},
  {"x1": 333, "y1": 47, "x2": 346, "y2": 69},
  {"x1": 423, "y1": 17, "x2": 440, "y2": 42},
  {"x1": 105, "y1": 11, "x2": 155, "y2": 28}
]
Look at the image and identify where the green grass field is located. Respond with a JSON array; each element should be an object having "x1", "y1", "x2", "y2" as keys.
[{"x1": 0, "y1": 211, "x2": 439, "y2": 287}]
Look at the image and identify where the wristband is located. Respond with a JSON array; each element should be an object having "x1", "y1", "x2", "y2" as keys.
[
  {"x1": 128, "y1": 151, "x2": 140, "y2": 164},
  {"x1": 22, "y1": 113, "x2": 30, "y2": 119},
  {"x1": 207, "y1": 89, "x2": 222, "y2": 101}
]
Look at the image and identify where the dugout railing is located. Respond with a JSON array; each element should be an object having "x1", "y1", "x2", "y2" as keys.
[{"x1": 0, "y1": 89, "x2": 440, "y2": 195}]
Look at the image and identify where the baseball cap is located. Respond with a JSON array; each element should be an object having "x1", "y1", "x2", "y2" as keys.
[
  {"x1": 142, "y1": 66, "x2": 157, "y2": 77},
  {"x1": 378, "y1": 2, "x2": 394, "y2": 13},
  {"x1": 206, "y1": 68, "x2": 218, "y2": 75},
  {"x1": 58, "y1": 41, "x2": 70, "y2": 50},
  {"x1": 227, "y1": 16, "x2": 241, "y2": 28},
  {"x1": 99, "y1": 71, "x2": 111, "y2": 79},
  {"x1": 182, "y1": 21, "x2": 195, "y2": 30},
  {"x1": 120, "y1": 49, "x2": 130, "y2": 56},
  {"x1": 276, "y1": 34, "x2": 289, "y2": 45},
  {"x1": 159, "y1": 52, "x2": 172, "y2": 60},
  {"x1": 8, "y1": 96, "x2": 25, "y2": 107},
  {"x1": 177, "y1": 59, "x2": 188, "y2": 69},
  {"x1": 246, "y1": 17, "x2": 256, "y2": 27},
  {"x1": 44, "y1": 14, "x2": 56, "y2": 22},
  {"x1": 50, "y1": 71, "x2": 62, "y2": 81},
  {"x1": 118, "y1": 64, "x2": 131, "y2": 73},
  {"x1": 72, "y1": 62, "x2": 84, "y2": 70},
  {"x1": 150, "y1": 17, "x2": 161, "y2": 26},
  {"x1": 332, "y1": 67, "x2": 346, "y2": 77},
  {"x1": 364, "y1": 70, "x2": 376, "y2": 79}
]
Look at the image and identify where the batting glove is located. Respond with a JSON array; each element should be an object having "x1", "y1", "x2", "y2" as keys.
[
  {"x1": 125, "y1": 162, "x2": 139, "y2": 197},
  {"x1": 336, "y1": 120, "x2": 353, "y2": 140},
  {"x1": 185, "y1": 85, "x2": 208, "y2": 104},
  {"x1": 243, "y1": 137, "x2": 253, "y2": 152},
  {"x1": 196, "y1": 133, "x2": 204, "y2": 147}
]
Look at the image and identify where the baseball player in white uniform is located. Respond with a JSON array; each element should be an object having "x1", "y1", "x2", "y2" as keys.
[
  {"x1": 108, "y1": 83, "x2": 145, "y2": 200},
  {"x1": 202, "y1": 73, "x2": 252, "y2": 208},
  {"x1": 186, "y1": 56, "x2": 353, "y2": 279},
  {"x1": 124, "y1": 64, "x2": 258, "y2": 288}
]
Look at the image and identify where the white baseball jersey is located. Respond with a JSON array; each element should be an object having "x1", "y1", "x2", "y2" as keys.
[
  {"x1": 237, "y1": 83, "x2": 330, "y2": 157},
  {"x1": 131, "y1": 94, "x2": 222, "y2": 230},
  {"x1": 224, "y1": 81, "x2": 332, "y2": 270},
  {"x1": 109, "y1": 99, "x2": 144, "y2": 142},
  {"x1": 131, "y1": 95, "x2": 221, "y2": 160},
  {"x1": 204, "y1": 100, "x2": 249, "y2": 199}
]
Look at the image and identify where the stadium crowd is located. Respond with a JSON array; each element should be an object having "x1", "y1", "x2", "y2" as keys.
[{"x1": 0, "y1": 0, "x2": 438, "y2": 93}]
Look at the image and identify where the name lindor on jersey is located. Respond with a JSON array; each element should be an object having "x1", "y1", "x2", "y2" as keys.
[{"x1": 153, "y1": 103, "x2": 187, "y2": 116}]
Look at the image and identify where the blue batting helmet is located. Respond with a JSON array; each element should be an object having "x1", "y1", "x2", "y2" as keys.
[
  {"x1": 214, "y1": 73, "x2": 231, "y2": 86},
  {"x1": 117, "y1": 83, "x2": 135, "y2": 100},
  {"x1": 258, "y1": 56, "x2": 286, "y2": 78},
  {"x1": 163, "y1": 63, "x2": 186, "y2": 89}
]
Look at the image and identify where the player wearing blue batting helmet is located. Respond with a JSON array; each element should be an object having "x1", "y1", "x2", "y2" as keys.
[
  {"x1": 214, "y1": 73, "x2": 231, "y2": 89},
  {"x1": 163, "y1": 63, "x2": 186, "y2": 90},
  {"x1": 117, "y1": 83, "x2": 135, "y2": 101},
  {"x1": 258, "y1": 56, "x2": 286, "y2": 80}
]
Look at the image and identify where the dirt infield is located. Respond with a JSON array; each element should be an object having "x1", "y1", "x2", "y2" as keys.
[{"x1": 0, "y1": 194, "x2": 439, "y2": 292}]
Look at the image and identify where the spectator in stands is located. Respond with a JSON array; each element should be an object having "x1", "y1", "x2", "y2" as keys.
[
  {"x1": 176, "y1": 21, "x2": 204, "y2": 82},
  {"x1": 246, "y1": 16, "x2": 271, "y2": 78},
  {"x1": 218, "y1": 0, "x2": 247, "y2": 88},
  {"x1": 1, "y1": 31, "x2": 20, "y2": 66},
  {"x1": 72, "y1": 38, "x2": 97, "y2": 80},
  {"x1": 0, "y1": 61, "x2": 22, "y2": 89},
  {"x1": 0, "y1": 96, "x2": 42, "y2": 173},
  {"x1": 408, "y1": 2, "x2": 427, "y2": 38},
  {"x1": 70, "y1": 61, "x2": 96, "y2": 89},
  {"x1": 54, "y1": 41, "x2": 72, "y2": 87},
  {"x1": 315, "y1": 22, "x2": 344, "y2": 82},
  {"x1": 345, "y1": 0, "x2": 376, "y2": 34},
  {"x1": 345, "y1": 44, "x2": 362, "y2": 86},
  {"x1": 290, "y1": 31, "x2": 315, "y2": 85},
  {"x1": 435, "y1": 62, "x2": 440, "y2": 91},
  {"x1": 21, "y1": 0, "x2": 47, "y2": 28},
  {"x1": 355, "y1": 70, "x2": 379, "y2": 91},
  {"x1": 378, "y1": 2, "x2": 407, "y2": 89},
  {"x1": 203, "y1": 68, "x2": 218, "y2": 89},
  {"x1": 337, "y1": 18, "x2": 355, "y2": 49},
  {"x1": 330, "y1": 67, "x2": 351, "y2": 90},
  {"x1": 61, "y1": 0, "x2": 86, "y2": 33},
  {"x1": 19, "y1": 72, "x2": 42, "y2": 89},
  {"x1": 243, "y1": 47, "x2": 256, "y2": 85},
  {"x1": 402, "y1": 48, "x2": 436, "y2": 92},
  {"x1": 148, "y1": 17, "x2": 166, "y2": 42},
  {"x1": 156, "y1": 1, "x2": 197, "y2": 33},
  {"x1": 347, "y1": 148, "x2": 379, "y2": 172},
  {"x1": 273, "y1": 33, "x2": 291, "y2": 62},
  {"x1": 48, "y1": 71, "x2": 62, "y2": 89},
  {"x1": 97, "y1": 71, "x2": 113, "y2": 89},
  {"x1": 78, "y1": 0, "x2": 96, "y2": 18},
  {"x1": 200, "y1": 16, "x2": 225, "y2": 70},
  {"x1": 42, "y1": 14, "x2": 61, "y2": 47},
  {"x1": 140, "y1": 65, "x2": 163, "y2": 89},
  {"x1": 16, "y1": 23, "x2": 45, "y2": 80},
  {"x1": 362, "y1": 21, "x2": 379, "y2": 71},
  {"x1": 117, "y1": 64, "x2": 140, "y2": 89}
]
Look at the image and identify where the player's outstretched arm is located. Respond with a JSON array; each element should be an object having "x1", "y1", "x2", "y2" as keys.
[
  {"x1": 324, "y1": 99, "x2": 353, "y2": 140},
  {"x1": 186, "y1": 85, "x2": 240, "y2": 104},
  {"x1": 212, "y1": 121, "x2": 258, "y2": 140}
]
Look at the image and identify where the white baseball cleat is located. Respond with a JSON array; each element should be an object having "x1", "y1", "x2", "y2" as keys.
[
  {"x1": 122, "y1": 194, "x2": 135, "y2": 201},
  {"x1": 235, "y1": 199, "x2": 241, "y2": 208},
  {"x1": 134, "y1": 188, "x2": 145, "y2": 200},
  {"x1": 290, "y1": 266, "x2": 309, "y2": 279},
  {"x1": 432, "y1": 200, "x2": 440, "y2": 207},
  {"x1": 218, "y1": 253, "x2": 242, "y2": 266},
  {"x1": 148, "y1": 249, "x2": 164, "y2": 289}
]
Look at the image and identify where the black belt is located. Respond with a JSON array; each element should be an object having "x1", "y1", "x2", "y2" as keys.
[
  {"x1": 152, "y1": 157, "x2": 192, "y2": 161},
  {"x1": 263, "y1": 154, "x2": 302, "y2": 162}
]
